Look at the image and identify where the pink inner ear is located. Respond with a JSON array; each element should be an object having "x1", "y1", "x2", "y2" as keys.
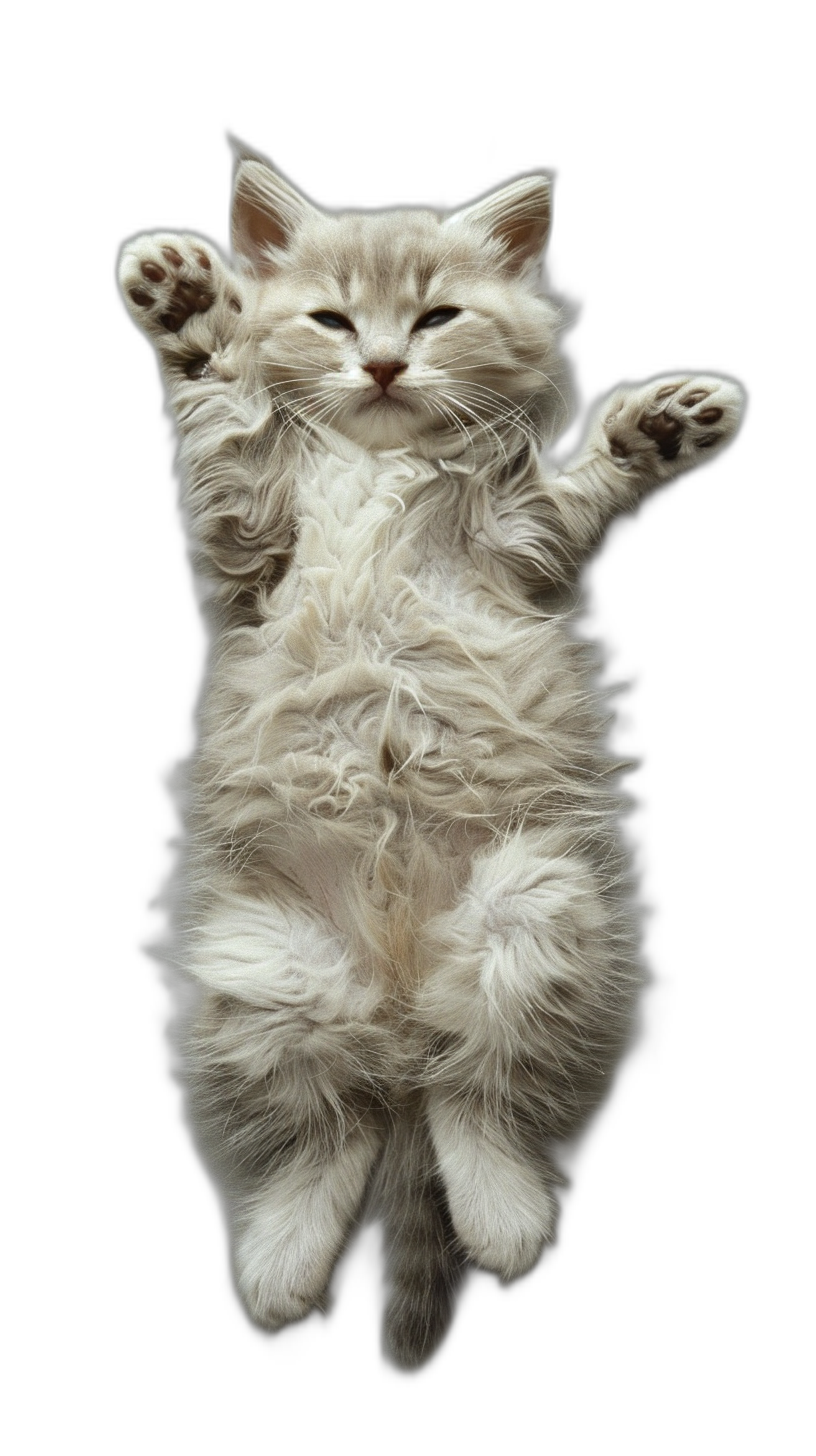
[
  {"x1": 503, "y1": 206, "x2": 550, "y2": 265},
  {"x1": 232, "y1": 191, "x2": 288, "y2": 272},
  {"x1": 447, "y1": 178, "x2": 551, "y2": 273},
  {"x1": 489, "y1": 192, "x2": 550, "y2": 272},
  {"x1": 230, "y1": 160, "x2": 319, "y2": 273}
]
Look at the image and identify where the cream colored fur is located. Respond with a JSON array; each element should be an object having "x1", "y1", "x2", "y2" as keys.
[{"x1": 119, "y1": 154, "x2": 742, "y2": 1365}]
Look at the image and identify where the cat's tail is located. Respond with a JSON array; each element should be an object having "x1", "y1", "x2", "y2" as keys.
[{"x1": 375, "y1": 1094, "x2": 466, "y2": 1369}]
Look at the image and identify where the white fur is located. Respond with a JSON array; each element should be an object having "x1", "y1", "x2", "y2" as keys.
[
  {"x1": 235, "y1": 1126, "x2": 382, "y2": 1327},
  {"x1": 427, "y1": 1090, "x2": 557, "y2": 1278},
  {"x1": 118, "y1": 158, "x2": 743, "y2": 1360}
]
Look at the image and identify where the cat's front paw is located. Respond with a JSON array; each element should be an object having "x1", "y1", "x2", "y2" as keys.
[
  {"x1": 119, "y1": 234, "x2": 239, "y2": 338},
  {"x1": 603, "y1": 375, "x2": 744, "y2": 478}
]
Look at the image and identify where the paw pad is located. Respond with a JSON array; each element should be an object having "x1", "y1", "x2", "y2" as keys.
[
  {"x1": 635, "y1": 378, "x2": 741, "y2": 460},
  {"x1": 120, "y1": 236, "x2": 218, "y2": 335},
  {"x1": 126, "y1": 246, "x2": 214, "y2": 333},
  {"x1": 605, "y1": 375, "x2": 742, "y2": 472},
  {"x1": 638, "y1": 408, "x2": 684, "y2": 461}
]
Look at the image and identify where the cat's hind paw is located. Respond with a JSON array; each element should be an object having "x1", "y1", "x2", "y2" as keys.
[
  {"x1": 446, "y1": 1160, "x2": 557, "y2": 1281},
  {"x1": 232, "y1": 1128, "x2": 379, "y2": 1333},
  {"x1": 233, "y1": 1181, "x2": 336, "y2": 1332},
  {"x1": 603, "y1": 375, "x2": 744, "y2": 479},
  {"x1": 429, "y1": 1095, "x2": 558, "y2": 1280}
]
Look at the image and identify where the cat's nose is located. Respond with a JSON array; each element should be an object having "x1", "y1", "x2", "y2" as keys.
[{"x1": 364, "y1": 360, "x2": 407, "y2": 392}]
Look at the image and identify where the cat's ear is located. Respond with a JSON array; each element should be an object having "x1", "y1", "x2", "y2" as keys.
[
  {"x1": 231, "y1": 156, "x2": 319, "y2": 275},
  {"x1": 446, "y1": 176, "x2": 551, "y2": 273}
]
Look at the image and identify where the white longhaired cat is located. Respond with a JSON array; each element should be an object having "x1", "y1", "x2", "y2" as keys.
[{"x1": 119, "y1": 151, "x2": 741, "y2": 1366}]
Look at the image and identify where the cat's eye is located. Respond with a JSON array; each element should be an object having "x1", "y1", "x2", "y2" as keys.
[
  {"x1": 309, "y1": 310, "x2": 356, "y2": 332},
  {"x1": 413, "y1": 307, "x2": 461, "y2": 331}
]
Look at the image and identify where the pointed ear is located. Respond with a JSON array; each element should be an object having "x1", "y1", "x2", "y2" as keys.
[
  {"x1": 231, "y1": 157, "x2": 319, "y2": 275},
  {"x1": 446, "y1": 176, "x2": 551, "y2": 273}
]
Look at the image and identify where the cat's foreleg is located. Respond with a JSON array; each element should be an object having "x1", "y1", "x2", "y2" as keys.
[
  {"x1": 118, "y1": 235, "x2": 294, "y2": 600},
  {"x1": 539, "y1": 375, "x2": 743, "y2": 573},
  {"x1": 417, "y1": 826, "x2": 638, "y2": 1278}
]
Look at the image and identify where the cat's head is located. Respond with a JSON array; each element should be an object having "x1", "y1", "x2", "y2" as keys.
[{"x1": 232, "y1": 157, "x2": 565, "y2": 455}]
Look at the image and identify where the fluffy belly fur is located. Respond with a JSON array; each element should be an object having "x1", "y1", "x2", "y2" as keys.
[{"x1": 194, "y1": 452, "x2": 613, "y2": 991}]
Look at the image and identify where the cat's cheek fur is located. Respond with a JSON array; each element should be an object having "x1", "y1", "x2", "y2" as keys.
[{"x1": 119, "y1": 153, "x2": 743, "y2": 1366}]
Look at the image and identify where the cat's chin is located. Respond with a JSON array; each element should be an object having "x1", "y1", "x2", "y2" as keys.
[{"x1": 323, "y1": 400, "x2": 429, "y2": 452}]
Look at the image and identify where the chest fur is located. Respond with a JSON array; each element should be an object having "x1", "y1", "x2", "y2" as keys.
[{"x1": 201, "y1": 451, "x2": 604, "y2": 846}]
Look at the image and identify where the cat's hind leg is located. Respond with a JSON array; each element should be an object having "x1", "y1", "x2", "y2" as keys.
[
  {"x1": 418, "y1": 826, "x2": 639, "y2": 1279},
  {"x1": 233, "y1": 1128, "x2": 382, "y2": 1329},
  {"x1": 186, "y1": 890, "x2": 388, "y2": 1329}
]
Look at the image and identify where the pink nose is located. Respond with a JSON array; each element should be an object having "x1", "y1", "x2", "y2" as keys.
[{"x1": 364, "y1": 360, "x2": 407, "y2": 392}]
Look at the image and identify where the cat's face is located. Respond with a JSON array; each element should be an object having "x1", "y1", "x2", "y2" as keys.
[{"x1": 234, "y1": 163, "x2": 563, "y2": 453}]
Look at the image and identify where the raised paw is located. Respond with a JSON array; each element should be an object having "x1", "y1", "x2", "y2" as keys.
[
  {"x1": 119, "y1": 233, "x2": 240, "y2": 339},
  {"x1": 603, "y1": 375, "x2": 743, "y2": 478}
]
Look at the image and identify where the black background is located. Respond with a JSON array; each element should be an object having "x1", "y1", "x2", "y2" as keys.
[{"x1": 103, "y1": 70, "x2": 763, "y2": 1432}]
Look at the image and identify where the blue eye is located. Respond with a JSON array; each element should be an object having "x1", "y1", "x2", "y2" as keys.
[
  {"x1": 309, "y1": 310, "x2": 356, "y2": 331},
  {"x1": 413, "y1": 307, "x2": 461, "y2": 331}
]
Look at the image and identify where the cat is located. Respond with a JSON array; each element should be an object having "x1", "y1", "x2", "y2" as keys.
[{"x1": 119, "y1": 150, "x2": 742, "y2": 1367}]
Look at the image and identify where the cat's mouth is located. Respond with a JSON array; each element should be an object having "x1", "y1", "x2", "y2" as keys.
[{"x1": 359, "y1": 390, "x2": 413, "y2": 412}]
